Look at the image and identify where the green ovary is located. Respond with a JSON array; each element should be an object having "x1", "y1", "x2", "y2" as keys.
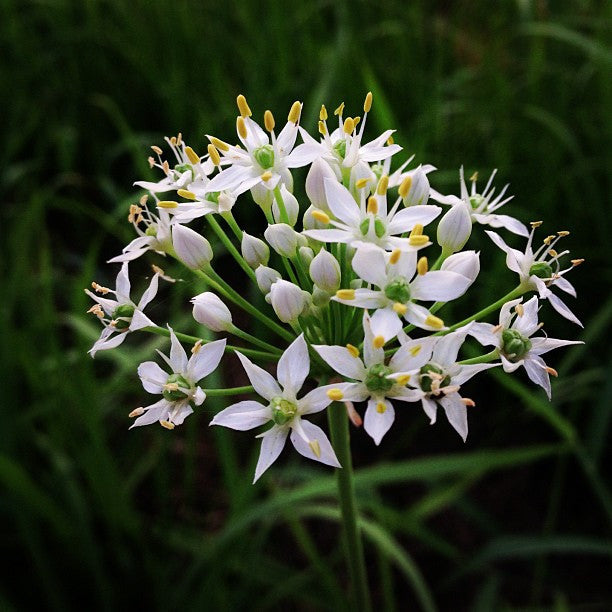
[
  {"x1": 253, "y1": 144, "x2": 275, "y2": 169},
  {"x1": 501, "y1": 328, "x2": 532, "y2": 361},
  {"x1": 529, "y1": 262, "x2": 553, "y2": 279},
  {"x1": 112, "y1": 304, "x2": 135, "y2": 330},
  {"x1": 162, "y1": 373, "x2": 190, "y2": 401},
  {"x1": 270, "y1": 397, "x2": 297, "y2": 425},
  {"x1": 364, "y1": 364, "x2": 394, "y2": 394},
  {"x1": 384, "y1": 279, "x2": 410, "y2": 303},
  {"x1": 419, "y1": 363, "x2": 450, "y2": 393}
]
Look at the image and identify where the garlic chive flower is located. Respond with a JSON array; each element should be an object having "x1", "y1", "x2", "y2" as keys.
[
  {"x1": 431, "y1": 167, "x2": 528, "y2": 237},
  {"x1": 211, "y1": 335, "x2": 345, "y2": 482},
  {"x1": 487, "y1": 224, "x2": 582, "y2": 326},
  {"x1": 470, "y1": 296, "x2": 581, "y2": 399},
  {"x1": 132, "y1": 328, "x2": 226, "y2": 429},
  {"x1": 86, "y1": 262, "x2": 161, "y2": 357},
  {"x1": 315, "y1": 313, "x2": 435, "y2": 445}
]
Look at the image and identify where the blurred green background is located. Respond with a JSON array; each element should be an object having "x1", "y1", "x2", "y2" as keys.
[{"x1": 2, "y1": 0, "x2": 611, "y2": 610}]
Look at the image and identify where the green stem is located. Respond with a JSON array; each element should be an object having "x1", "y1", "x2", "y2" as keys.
[
  {"x1": 203, "y1": 386, "x2": 253, "y2": 397},
  {"x1": 273, "y1": 185, "x2": 290, "y2": 225},
  {"x1": 458, "y1": 349, "x2": 499, "y2": 365},
  {"x1": 430, "y1": 247, "x2": 452, "y2": 271},
  {"x1": 221, "y1": 211, "x2": 243, "y2": 241},
  {"x1": 228, "y1": 324, "x2": 283, "y2": 355},
  {"x1": 327, "y1": 402, "x2": 372, "y2": 612}
]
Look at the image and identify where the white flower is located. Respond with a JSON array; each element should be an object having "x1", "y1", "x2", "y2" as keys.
[
  {"x1": 131, "y1": 328, "x2": 226, "y2": 429},
  {"x1": 108, "y1": 200, "x2": 174, "y2": 263},
  {"x1": 487, "y1": 224, "x2": 582, "y2": 326},
  {"x1": 85, "y1": 262, "x2": 160, "y2": 357},
  {"x1": 309, "y1": 249, "x2": 341, "y2": 293},
  {"x1": 394, "y1": 165, "x2": 435, "y2": 207},
  {"x1": 264, "y1": 223, "x2": 300, "y2": 257},
  {"x1": 314, "y1": 313, "x2": 435, "y2": 445},
  {"x1": 255, "y1": 265, "x2": 282, "y2": 294},
  {"x1": 389, "y1": 325, "x2": 500, "y2": 441},
  {"x1": 269, "y1": 279, "x2": 309, "y2": 323},
  {"x1": 191, "y1": 292, "x2": 233, "y2": 332},
  {"x1": 205, "y1": 98, "x2": 310, "y2": 201},
  {"x1": 470, "y1": 296, "x2": 581, "y2": 399},
  {"x1": 241, "y1": 232, "x2": 270, "y2": 268},
  {"x1": 303, "y1": 178, "x2": 441, "y2": 252},
  {"x1": 334, "y1": 246, "x2": 474, "y2": 341},
  {"x1": 172, "y1": 224, "x2": 213, "y2": 269},
  {"x1": 305, "y1": 157, "x2": 338, "y2": 212},
  {"x1": 436, "y1": 200, "x2": 472, "y2": 253},
  {"x1": 211, "y1": 334, "x2": 343, "y2": 482},
  {"x1": 440, "y1": 251, "x2": 481, "y2": 282},
  {"x1": 431, "y1": 167, "x2": 528, "y2": 237}
]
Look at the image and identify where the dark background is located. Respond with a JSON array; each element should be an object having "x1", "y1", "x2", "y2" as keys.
[{"x1": 1, "y1": 1, "x2": 610, "y2": 610}]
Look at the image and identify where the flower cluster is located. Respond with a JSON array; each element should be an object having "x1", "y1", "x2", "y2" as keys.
[{"x1": 87, "y1": 93, "x2": 583, "y2": 483}]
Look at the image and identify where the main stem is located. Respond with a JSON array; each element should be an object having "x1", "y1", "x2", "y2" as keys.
[{"x1": 327, "y1": 402, "x2": 372, "y2": 612}]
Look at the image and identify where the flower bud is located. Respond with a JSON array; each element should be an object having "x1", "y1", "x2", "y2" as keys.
[
  {"x1": 272, "y1": 184, "x2": 299, "y2": 226},
  {"x1": 437, "y1": 203, "x2": 472, "y2": 253},
  {"x1": 401, "y1": 168, "x2": 430, "y2": 207},
  {"x1": 309, "y1": 249, "x2": 341, "y2": 293},
  {"x1": 305, "y1": 158, "x2": 336, "y2": 212},
  {"x1": 255, "y1": 265, "x2": 281, "y2": 294},
  {"x1": 303, "y1": 205, "x2": 328, "y2": 231},
  {"x1": 241, "y1": 232, "x2": 269, "y2": 268},
  {"x1": 269, "y1": 280, "x2": 309, "y2": 323},
  {"x1": 298, "y1": 246, "x2": 314, "y2": 267},
  {"x1": 441, "y1": 250, "x2": 480, "y2": 282},
  {"x1": 191, "y1": 292, "x2": 232, "y2": 331},
  {"x1": 172, "y1": 224, "x2": 213, "y2": 269},
  {"x1": 264, "y1": 223, "x2": 299, "y2": 257}
]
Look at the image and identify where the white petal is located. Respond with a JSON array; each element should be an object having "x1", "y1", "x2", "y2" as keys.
[
  {"x1": 324, "y1": 179, "x2": 361, "y2": 226},
  {"x1": 285, "y1": 142, "x2": 322, "y2": 168},
  {"x1": 421, "y1": 397, "x2": 438, "y2": 424},
  {"x1": 478, "y1": 213, "x2": 529, "y2": 237},
  {"x1": 452, "y1": 363, "x2": 499, "y2": 385},
  {"x1": 210, "y1": 400, "x2": 270, "y2": 431},
  {"x1": 236, "y1": 352, "x2": 282, "y2": 401},
  {"x1": 387, "y1": 205, "x2": 441, "y2": 234},
  {"x1": 351, "y1": 246, "x2": 388, "y2": 287},
  {"x1": 369, "y1": 308, "x2": 403, "y2": 344},
  {"x1": 89, "y1": 331, "x2": 126, "y2": 356},
  {"x1": 499, "y1": 297, "x2": 524, "y2": 328},
  {"x1": 362, "y1": 313, "x2": 385, "y2": 367},
  {"x1": 277, "y1": 334, "x2": 310, "y2": 396},
  {"x1": 130, "y1": 399, "x2": 169, "y2": 428},
  {"x1": 303, "y1": 229, "x2": 353, "y2": 244},
  {"x1": 523, "y1": 355, "x2": 552, "y2": 399},
  {"x1": 207, "y1": 165, "x2": 253, "y2": 192},
  {"x1": 168, "y1": 400, "x2": 193, "y2": 425},
  {"x1": 410, "y1": 271, "x2": 471, "y2": 302},
  {"x1": 334, "y1": 288, "x2": 385, "y2": 309},
  {"x1": 169, "y1": 328, "x2": 188, "y2": 372},
  {"x1": 547, "y1": 292, "x2": 582, "y2": 327},
  {"x1": 313, "y1": 346, "x2": 366, "y2": 380},
  {"x1": 553, "y1": 276, "x2": 577, "y2": 297},
  {"x1": 188, "y1": 338, "x2": 226, "y2": 382},
  {"x1": 501, "y1": 354, "x2": 523, "y2": 373},
  {"x1": 107, "y1": 246, "x2": 151, "y2": 263},
  {"x1": 439, "y1": 392, "x2": 468, "y2": 441},
  {"x1": 403, "y1": 302, "x2": 445, "y2": 332},
  {"x1": 300, "y1": 383, "x2": 356, "y2": 414},
  {"x1": 390, "y1": 336, "x2": 437, "y2": 372},
  {"x1": 138, "y1": 361, "x2": 168, "y2": 394},
  {"x1": 432, "y1": 327, "x2": 470, "y2": 366},
  {"x1": 363, "y1": 398, "x2": 395, "y2": 445},
  {"x1": 529, "y1": 337, "x2": 582, "y2": 356},
  {"x1": 469, "y1": 323, "x2": 500, "y2": 348},
  {"x1": 485, "y1": 231, "x2": 524, "y2": 275},
  {"x1": 253, "y1": 426, "x2": 288, "y2": 482},
  {"x1": 137, "y1": 273, "x2": 160, "y2": 309},
  {"x1": 512, "y1": 295, "x2": 540, "y2": 337},
  {"x1": 129, "y1": 309, "x2": 154, "y2": 331},
  {"x1": 290, "y1": 420, "x2": 340, "y2": 468}
]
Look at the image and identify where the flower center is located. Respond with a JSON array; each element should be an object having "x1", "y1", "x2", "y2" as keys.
[
  {"x1": 359, "y1": 216, "x2": 386, "y2": 238},
  {"x1": 333, "y1": 139, "x2": 347, "y2": 160},
  {"x1": 145, "y1": 225, "x2": 158, "y2": 237},
  {"x1": 384, "y1": 279, "x2": 411, "y2": 303},
  {"x1": 419, "y1": 363, "x2": 450, "y2": 394},
  {"x1": 207, "y1": 191, "x2": 220, "y2": 204},
  {"x1": 371, "y1": 163, "x2": 384, "y2": 182},
  {"x1": 270, "y1": 397, "x2": 297, "y2": 425},
  {"x1": 501, "y1": 329, "x2": 532, "y2": 361},
  {"x1": 162, "y1": 373, "x2": 190, "y2": 401},
  {"x1": 253, "y1": 144, "x2": 275, "y2": 170},
  {"x1": 529, "y1": 262, "x2": 553, "y2": 279},
  {"x1": 469, "y1": 194, "x2": 485, "y2": 210},
  {"x1": 364, "y1": 363, "x2": 394, "y2": 394},
  {"x1": 111, "y1": 304, "x2": 135, "y2": 330}
]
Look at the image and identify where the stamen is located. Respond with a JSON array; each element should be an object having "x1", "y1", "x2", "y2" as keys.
[
  {"x1": 311, "y1": 210, "x2": 330, "y2": 224},
  {"x1": 176, "y1": 133, "x2": 182, "y2": 145},
  {"x1": 236, "y1": 94, "x2": 252, "y2": 117},
  {"x1": 207, "y1": 144, "x2": 221, "y2": 166},
  {"x1": 91, "y1": 282, "x2": 110, "y2": 294},
  {"x1": 261, "y1": 171, "x2": 273, "y2": 182},
  {"x1": 263, "y1": 110, "x2": 275, "y2": 132},
  {"x1": 336, "y1": 289, "x2": 355, "y2": 300},
  {"x1": 417, "y1": 256, "x2": 428, "y2": 275},
  {"x1": 160, "y1": 420, "x2": 175, "y2": 430},
  {"x1": 376, "y1": 402, "x2": 386, "y2": 414},
  {"x1": 147, "y1": 156, "x2": 155, "y2": 168},
  {"x1": 162, "y1": 160, "x2": 170, "y2": 175},
  {"x1": 462, "y1": 398, "x2": 476, "y2": 407},
  {"x1": 308, "y1": 439, "x2": 321, "y2": 458},
  {"x1": 207, "y1": 136, "x2": 230, "y2": 151},
  {"x1": 169, "y1": 136, "x2": 177, "y2": 146},
  {"x1": 557, "y1": 230, "x2": 570, "y2": 237},
  {"x1": 389, "y1": 249, "x2": 401, "y2": 264},
  {"x1": 373, "y1": 335, "x2": 385, "y2": 349},
  {"x1": 129, "y1": 407, "x2": 144, "y2": 418},
  {"x1": 571, "y1": 258, "x2": 584, "y2": 267},
  {"x1": 139, "y1": 194, "x2": 148, "y2": 206},
  {"x1": 543, "y1": 235, "x2": 556, "y2": 245},
  {"x1": 177, "y1": 189, "x2": 197, "y2": 200},
  {"x1": 185, "y1": 146, "x2": 200, "y2": 165},
  {"x1": 376, "y1": 175, "x2": 389, "y2": 196},
  {"x1": 398, "y1": 176, "x2": 412, "y2": 199},
  {"x1": 386, "y1": 135, "x2": 394, "y2": 145},
  {"x1": 515, "y1": 303, "x2": 524, "y2": 316},
  {"x1": 288, "y1": 101, "x2": 302, "y2": 124},
  {"x1": 410, "y1": 223, "x2": 424, "y2": 237},
  {"x1": 409, "y1": 345, "x2": 422, "y2": 357},
  {"x1": 353, "y1": 116, "x2": 361, "y2": 126},
  {"x1": 363, "y1": 91, "x2": 373, "y2": 113},
  {"x1": 530, "y1": 220, "x2": 543, "y2": 228},
  {"x1": 548, "y1": 249, "x2": 558, "y2": 257},
  {"x1": 396, "y1": 374, "x2": 411, "y2": 386},
  {"x1": 343, "y1": 117, "x2": 355, "y2": 134},
  {"x1": 191, "y1": 340, "x2": 202, "y2": 354},
  {"x1": 492, "y1": 324, "x2": 503, "y2": 333},
  {"x1": 409, "y1": 235, "x2": 429, "y2": 247},
  {"x1": 319, "y1": 104, "x2": 328, "y2": 121},
  {"x1": 346, "y1": 344, "x2": 360, "y2": 358},
  {"x1": 393, "y1": 302, "x2": 408, "y2": 315},
  {"x1": 545, "y1": 366, "x2": 558, "y2": 377},
  {"x1": 334, "y1": 102, "x2": 345, "y2": 116},
  {"x1": 151, "y1": 145, "x2": 163, "y2": 155},
  {"x1": 346, "y1": 401, "x2": 362, "y2": 427},
  {"x1": 236, "y1": 116, "x2": 248, "y2": 139},
  {"x1": 318, "y1": 121, "x2": 327, "y2": 135},
  {"x1": 355, "y1": 177, "x2": 370, "y2": 189},
  {"x1": 469, "y1": 171, "x2": 479, "y2": 182},
  {"x1": 367, "y1": 196, "x2": 378, "y2": 214},
  {"x1": 425, "y1": 314, "x2": 444, "y2": 329},
  {"x1": 157, "y1": 200, "x2": 179, "y2": 208},
  {"x1": 327, "y1": 388, "x2": 345, "y2": 401},
  {"x1": 87, "y1": 304, "x2": 104, "y2": 318}
]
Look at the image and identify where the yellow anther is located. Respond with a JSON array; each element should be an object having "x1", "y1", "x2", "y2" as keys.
[
  {"x1": 355, "y1": 177, "x2": 370, "y2": 189},
  {"x1": 308, "y1": 439, "x2": 321, "y2": 458},
  {"x1": 169, "y1": 136, "x2": 177, "y2": 146},
  {"x1": 288, "y1": 101, "x2": 302, "y2": 124},
  {"x1": 396, "y1": 374, "x2": 411, "y2": 386},
  {"x1": 264, "y1": 110, "x2": 275, "y2": 132},
  {"x1": 376, "y1": 401, "x2": 387, "y2": 414},
  {"x1": 545, "y1": 366, "x2": 558, "y2": 377},
  {"x1": 207, "y1": 136, "x2": 230, "y2": 151},
  {"x1": 557, "y1": 230, "x2": 570, "y2": 237},
  {"x1": 334, "y1": 102, "x2": 345, "y2": 116},
  {"x1": 327, "y1": 388, "x2": 345, "y2": 401},
  {"x1": 207, "y1": 144, "x2": 221, "y2": 166},
  {"x1": 393, "y1": 302, "x2": 408, "y2": 315},
  {"x1": 191, "y1": 340, "x2": 202, "y2": 354},
  {"x1": 367, "y1": 196, "x2": 378, "y2": 215},
  {"x1": 409, "y1": 345, "x2": 422, "y2": 357},
  {"x1": 177, "y1": 189, "x2": 197, "y2": 200},
  {"x1": 336, "y1": 289, "x2": 355, "y2": 300},
  {"x1": 417, "y1": 256, "x2": 428, "y2": 275},
  {"x1": 425, "y1": 314, "x2": 444, "y2": 329},
  {"x1": 147, "y1": 156, "x2": 155, "y2": 168},
  {"x1": 162, "y1": 160, "x2": 170, "y2": 175},
  {"x1": 492, "y1": 324, "x2": 503, "y2": 334},
  {"x1": 530, "y1": 220, "x2": 543, "y2": 228},
  {"x1": 571, "y1": 258, "x2": 584, "y2": 267},
  {"x1": 319, "y1": 104, "x2": 328, "y2": 121},
  {"x1": 469, "y1": 171, "x2": 479, "y2": 182},
  {"x1": 346, "y1": 344, "x2": 359, "y2": 358},
  {"x1": 261, "y1": 171, "x2": 273, "y2": 182},
  {"x1": 462, "y1": 398, "x2": 476, "y2": 407},
  {"x1": 176, "y1": 132, "x2": 183, "y2": 145},
  {"x1": 343, "y1": 117, "x2": 355, "y2": 134},
  {"x1": 548, "y1": 249, "x2": 558, "y2": 257},
  {"x1": 318, "y1": 121, "x2": 327, "y2": 135},
  {"x1": 389, "y1": 249, "x2": 401, "y2": 265},
  {"x1": 236, "y1": 116, "x2": 248, "y2": 139},
  {"x1": 311, "y1": 210, "x2": 330, "y2": 224},
  {"x1": 409, "y1": 235, "x2": 429, "y2": 247},
  {"x1": 128, "y1": 204, "x2": 143, "y2": 223},
  {"x1": 376, "y1": 175, "x2": 389, "y2": 196},
  {"x1": 410, "y1": 223, "x2": 424, "y2": 237},
  {"x1": 157, "y1": 200, "x2": 179, "y2": 209},
  {"x1": 543, "y1": 235, "x2": 556, "y2": 245},
  {"x1": 398, "y1": 176, "x2": 412, "y2": 199},
  {"x1": 353, "y1": 116, "x2": 361, "y2": 126},
  {"x1": 364, "y1": 91, "x2": 373, "y2": 113},
  {"x1": 91, "y1": 282, "x2": 110, "y2": 294},
  {"x1": 515, "y1": 303, "x2": 525, "y2": 317},
  {"x1": 151, "y1": 145, "x2": 163, "y2": 155},
  {"x1": 129, "y1": 407, "x2": 144, "y2": 418},
  {"x1": 373, "y1": 335, "x2": 385, "y2": 349},
  {"x1": 139, "y1": 194, "x2": 148, "y2": 206},
  {"x1": 160, "y1": 420, "x2": 175, "y2": 430},
  {"x1": 386, "y1": 135, "x2": 394, "y2": 145},
  {"x1": 184, "y1": 146, "x2": 200, "y2": 165},
  {"x1": 163, "y1": 382, "x2": 179, "y2": 392},
  {"x1": 87, "y1": 304, "x2": 104, "y2": 318},
  {"x1": 236, "y1": 94, "x2": 252, "y2": 117}
]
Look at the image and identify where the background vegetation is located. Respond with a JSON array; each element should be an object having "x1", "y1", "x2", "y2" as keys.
[{"x1": 2, "y1": 0, "x2": 610, "y2": 609}]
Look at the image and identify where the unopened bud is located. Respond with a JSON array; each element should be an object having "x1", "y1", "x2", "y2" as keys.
[
  {"x1": 401, "y1": 168, "x2": 430, "y2": 207},
  {"x1": 309, "y1": 249, "x2": 341, "y2": 293},
  {"x1": 437, "y1": 203, "x2": 472, "y2": 253},
  {"x1": 305, "y1": 158, "x2": 337, "y2": 212},
  {"x1": 298, "y1": 246, "x2": 314, "y2": 267},
  {"x1": 241, "y1": 232, "x2": 270, "y2": 268},
  {"x1": 264, "y1": 223, "x2": 299, "y2": 257},
  {"x1": 269, "y1": 280, "x2": 309, "y2": 323},
  {"x1": 191, "y1": 292, "x2": 232, "y2": 332},
  {"x1": 312, "y1": 286, "x2": 331, "y2": 307},
  {"x1": 272, "y1": 184, "x2": 299, "y2": 226},
  {"x1": 441, "y1": 251, "x2": 480, "y2": 282},
  {"x1": 172, "y1": 224, "x2": 213, "y2": 269},
  {"x1": 255, "y1": 265, "x2": 281, "y2": 294}
]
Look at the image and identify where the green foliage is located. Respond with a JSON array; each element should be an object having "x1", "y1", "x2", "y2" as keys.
[{"x1": 1, "y1": 0, "x2": 610, "y2": 609}]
